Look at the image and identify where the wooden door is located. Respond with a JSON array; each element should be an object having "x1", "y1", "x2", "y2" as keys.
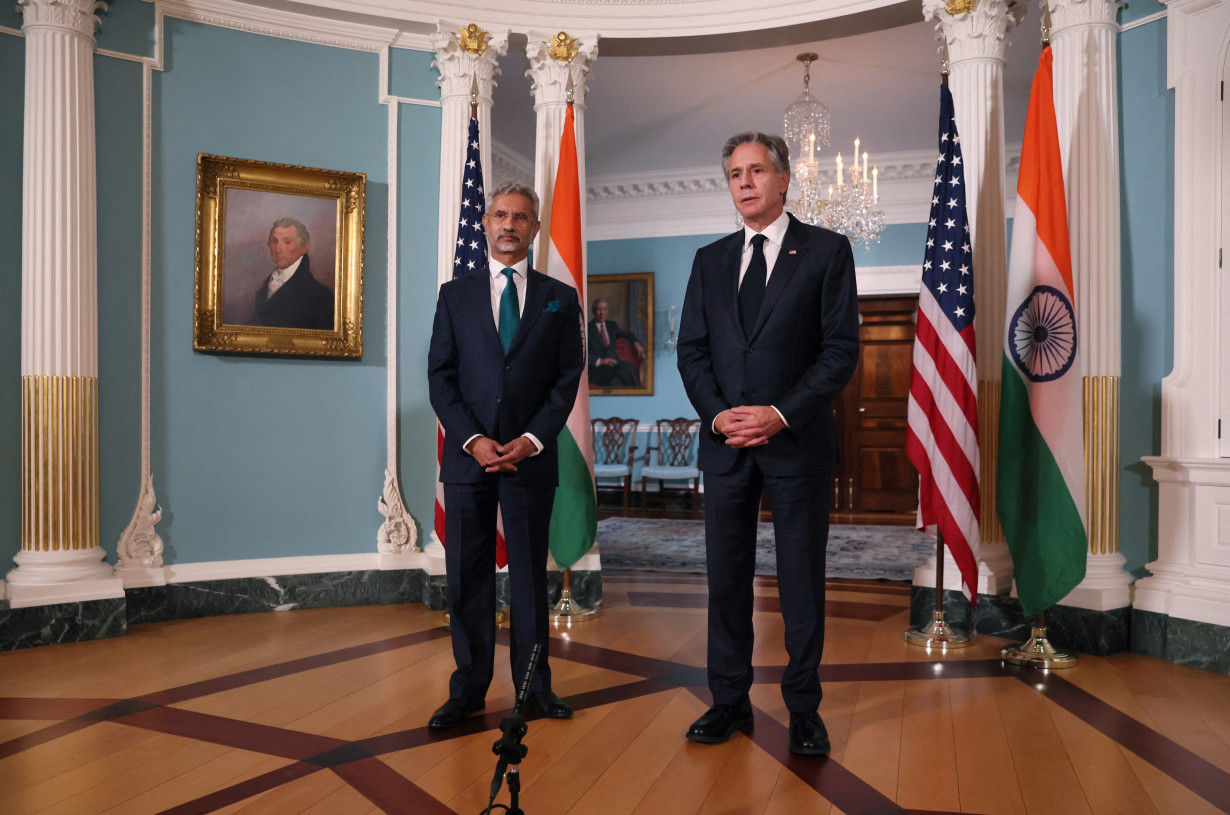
[{"x1": 832, "y1": 296, "x2": 919, "y2": 524}]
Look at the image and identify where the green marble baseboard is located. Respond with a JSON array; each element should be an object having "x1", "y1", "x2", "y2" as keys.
[
  {"x1": 1, "y1": 567, "x2": 604, "y2": 651},
  {"x1": 1131, "y1": 608, "x2": 1230, "y2": 675}
]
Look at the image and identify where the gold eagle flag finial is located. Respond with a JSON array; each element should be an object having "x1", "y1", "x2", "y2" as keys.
[
  {"x1": 458, "y1": 23, "x2": 489, "y2": 55},
  {"x1": 945, "y1": 0, "x2": 977, "y2": 14},
  {"x1": 548, "y1": 31, "x2": 579, "y2": 63}
]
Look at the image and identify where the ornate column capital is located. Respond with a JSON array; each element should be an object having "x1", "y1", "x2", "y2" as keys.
[
  {"x1": 431, "y1": 22, "x2": 509, "y2": 103},
  {"x1": 1048, "y1": 0, "x2": 1121, "y2": 31},
  {"x1": 18, "y1": 0, "x2": 106, "y2": 37},
  {"x1": 526, "y1": 30, "x2": 599, "y2": 109},
  {"x1": 923, "y1": 0, "x2": 1021, "y2": 62}
]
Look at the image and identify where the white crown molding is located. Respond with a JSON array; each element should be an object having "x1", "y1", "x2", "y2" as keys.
[
  {"x1": 220, "y1": 0, "x2": 901, "y2": 39},
  {"x1": 491, "y1": 138, "x2": 535, "y2": 184},
  {"x1": 584, "y1": 147, "x2": 1022, "y2": 241},
  {"x1": 157, "y1": 0, "x2": 429, "y2": 51}
]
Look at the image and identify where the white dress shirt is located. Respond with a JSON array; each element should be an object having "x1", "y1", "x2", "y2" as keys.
[
  {"x1": 266, "y1": 255, "x2": 305, "y2": 297},
  {"x1": 720, "y1": 210, "x2": 791, "y2": 432},
  {"x1": 738, "y1": 210, "x2": 789, "y2": 288},
  {"x1": 463, "y1": 257, "x2": 543, "y2": 457},
  {"x1": 488, "y1": 257, "x2": 528, "y2": 324}
]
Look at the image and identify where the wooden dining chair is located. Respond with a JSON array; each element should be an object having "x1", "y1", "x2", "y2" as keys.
[
  {"x1": 641, "y1": 417, "x2": 701, "y2": 517},
  {"x1": 591, "y1": 417, "x2": 640, "y2": 512}
]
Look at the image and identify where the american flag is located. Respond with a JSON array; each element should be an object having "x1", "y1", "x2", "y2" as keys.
[
  {"x1": 436, "y1": 117, "x2": 508, "y2": 566},
  {"x1": 905, "y1": 83, "x2": 981, "y2": 605}
]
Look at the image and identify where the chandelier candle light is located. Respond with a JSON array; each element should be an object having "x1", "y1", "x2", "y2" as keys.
[
  {"x1": 822, "y1": 136, "x2": 885, "y2": 249},
  {"x1": 783, "y1": 53, "x2": 885, "y2": 249}
]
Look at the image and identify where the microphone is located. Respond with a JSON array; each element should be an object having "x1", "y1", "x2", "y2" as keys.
[{"x1": 488, "y1": 643, "x2": 541, "y2": 808}]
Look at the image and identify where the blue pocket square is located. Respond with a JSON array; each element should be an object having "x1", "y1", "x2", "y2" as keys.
[{"x1": 543, "y1": 300, "x2": 562, "y2": 313}]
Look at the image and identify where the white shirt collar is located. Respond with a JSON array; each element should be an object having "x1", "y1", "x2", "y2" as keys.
[
  {"x1": 743, "y1": 210, "x2": 789, "y2": 249},
  {"x1": 489, "y1": 257, "x2": 529, "y2": 279},
  {"x1": 273, "y1": 255, "x2": 305, "y2": 278}
]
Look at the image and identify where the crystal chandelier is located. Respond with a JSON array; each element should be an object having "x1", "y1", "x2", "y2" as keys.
[{"x1": 783, "y1": 53, "x2": 885, "y2": 250}]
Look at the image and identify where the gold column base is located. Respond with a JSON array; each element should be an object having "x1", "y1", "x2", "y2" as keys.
[
  {"x1": 905, "y1": 610, "x2": 974, "y2": 649},
  {"x1": 550, "y1": 589, "x2": 597, "y2": 624},
  {"x1": 22, "y1": 375, "x2": 99, "y2": 553},
  {"x1": 1001, "y1": 625, "x2": 1079, "y2": 668}
]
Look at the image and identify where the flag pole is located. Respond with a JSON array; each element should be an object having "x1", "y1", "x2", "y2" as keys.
[
  {"x1": 1001, "y1": 610, "x2": 1078, "y2": 667},
  {"x1": 550, "y1": 565, "x2": 597, "y2": 623},
  {"x1": 548, "y1": 82, "x2": 597, "y2": 625},
  {"x1": 998, "y1": 1, "x2": 1077, "y2": 670},
  {"x1": 905, "y1": 529, "x2": 974, "y2": 648},
  {"x1": 903, "y1": 48, "x2": 973, "y2": 650}
]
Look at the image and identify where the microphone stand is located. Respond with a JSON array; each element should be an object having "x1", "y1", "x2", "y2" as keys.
[{"x1": 483, "y1": 643, "x2": 540, "y2": 815}]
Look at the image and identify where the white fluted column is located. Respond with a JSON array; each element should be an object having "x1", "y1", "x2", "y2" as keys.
[
  {"x1": 1049, "y1": 0, "x2": 1131, "y2": 610},
  {"x1": 432, "y1": 21, "x2": 509, "y2": 291},
  {"x1": 526, "y1": 31, "x2": 598, "y2": 265},
  {"x1": 422, "y1": 22, "x2": 509, "y2": 570},
  {"x1": 918, "y1": 0, "x2": 1019, "y2": 598},
  {"x1": 9, "y1": 0, "x2": 123, "y2": 607}
]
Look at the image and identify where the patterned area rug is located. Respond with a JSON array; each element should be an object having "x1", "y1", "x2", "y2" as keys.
[{"x1": 595, "y1": 517, "x2": 935, "y2": 581}]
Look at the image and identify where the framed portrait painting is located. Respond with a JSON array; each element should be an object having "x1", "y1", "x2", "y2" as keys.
[
  {"x1": 586, "y1": 272, "x2": 654, "y2": 396},
  {"x1": 194, "y1": 153, "x2": 365, "y2": 358}
]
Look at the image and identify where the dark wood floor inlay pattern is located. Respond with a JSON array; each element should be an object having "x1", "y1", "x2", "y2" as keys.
[{"x1": 3, "y1": 610, "x2": 1228, "y2": 813}]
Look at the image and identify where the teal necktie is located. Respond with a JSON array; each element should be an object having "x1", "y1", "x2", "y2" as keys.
[{"x1": 498, "y1": 267, "x2": 520, "y2": 354}]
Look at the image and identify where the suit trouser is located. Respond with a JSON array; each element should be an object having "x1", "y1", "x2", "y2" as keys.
[
  {"x1": 702, "y1": 459, "x2": 830, "y2": 712},
  {"x1": 443, "y1": 478, "x2": 555, "y2": 701}
]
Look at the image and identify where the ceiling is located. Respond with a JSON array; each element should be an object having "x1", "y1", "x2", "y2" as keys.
[{"x1": 487, "y1": 1, "x2": 1044, "y2": 180}]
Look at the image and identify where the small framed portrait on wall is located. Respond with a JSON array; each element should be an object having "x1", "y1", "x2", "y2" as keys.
[
  {"x1": 193, "y1": 153, "x2": 365, "y2": 358},
  {"x1": 587, "y1": 272, "x2": 654, "y2": 396}
]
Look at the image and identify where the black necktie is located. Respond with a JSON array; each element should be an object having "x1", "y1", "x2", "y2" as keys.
[{"x1": 740, "y1": 234, "x2": 767, "y2": 337}]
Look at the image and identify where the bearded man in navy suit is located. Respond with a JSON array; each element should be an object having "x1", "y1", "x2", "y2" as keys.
[
  {"x1": 427, "y1": 181, "x2": 584, "y2": 729},
  {"x1": 677, "y1": 132, "x2": 860, "y2": 756}
]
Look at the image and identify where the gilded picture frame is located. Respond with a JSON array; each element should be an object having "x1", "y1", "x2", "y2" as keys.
[
  {"x1": 194, "y1": 153, "x2": 365, "y2": 358},
  {"x1": 586, "y1": 272, "x2": 654, "y2": 396}
]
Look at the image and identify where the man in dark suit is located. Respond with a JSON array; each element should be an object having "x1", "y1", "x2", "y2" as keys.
[
  {"x1": 677, "y1": 132, "x2": 860, "y2": 756},
  {"x1": 587, "y1": 298, "x2": 644, "y2": 387},
  {"x1": 427, "y1": 181, "x2": 584, "y2": 729},
  {"x1": 248, "y1": 218, "x2": 334, "y2": 330}
]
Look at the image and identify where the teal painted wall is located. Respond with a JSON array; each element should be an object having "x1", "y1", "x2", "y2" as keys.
[
  {"x1": 394, "y1": 83, "x2": 444, "y2": 543},
  {"x1": 0, "y1": 17, "x2": 445, "y2": 571},
  {"x1": 96, "y1": 53, "x2": 146, "y2": 556},
  {"x1": 151, "y1": 19, "x2": 392, "y2": 563},
  {"x1": 1118, "y1": 14, "x2": 1173, "y2": 576},
  {"x1": 0, "y1": 33, "x2": 22, "y2": 571}
]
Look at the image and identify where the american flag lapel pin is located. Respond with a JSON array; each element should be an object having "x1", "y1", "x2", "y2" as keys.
[{"x1": 788, "y1": 250, "x2": 797, "y2": 255}]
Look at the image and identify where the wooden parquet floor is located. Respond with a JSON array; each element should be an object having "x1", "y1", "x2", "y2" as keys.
[{"x1": 2, "y1": 571, "x2": 1230, "y2": 814}]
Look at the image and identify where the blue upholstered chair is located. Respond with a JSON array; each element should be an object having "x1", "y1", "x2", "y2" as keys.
[
  {"x1": 641, "y1": 417, "x2": 701, "y2": 517},
  {"x1": 592, "y1": 417, "x2": 640, "y2": 512}
]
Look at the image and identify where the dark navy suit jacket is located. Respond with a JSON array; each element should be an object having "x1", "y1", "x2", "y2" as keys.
[
  {"x1": 677, "y1": 214, "x2": 860, "y2": 477},
  {"x1": 428, "y1": 269, "x2": 584, "y2": 487}
]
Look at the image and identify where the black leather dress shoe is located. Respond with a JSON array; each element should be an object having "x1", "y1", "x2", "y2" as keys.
[
  {"x1": 789, "y1": 711, "x2": 831, "y2": 756},
  {"x1": 528, "y1": 690, "x2": 573, "y2": 719},
  {"x1": 428, "y1": 697, "x2": 485, "y2": 729},
  {"x1": 686, "y1": 697, "x2": 754, "y2": 744}
]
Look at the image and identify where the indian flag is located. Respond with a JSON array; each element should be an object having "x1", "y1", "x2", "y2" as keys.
[
  {"x1": 545, "y1": 104, "x2": 597, "y2": 571},
  {"x1": 997, "y1": 45, "x2": 1086, "y2": 616}
]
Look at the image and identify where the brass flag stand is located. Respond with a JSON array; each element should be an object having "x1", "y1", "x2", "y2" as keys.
[
  {"x1": 1001, "y1": 610, "x2": 1078, "y2": 668},
  {"x1": 905, "y1": 531, "x2": 974, "y2": 649},
  {"x1": 550, "y1": 568, "x2": 597, "y2": 623}
]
